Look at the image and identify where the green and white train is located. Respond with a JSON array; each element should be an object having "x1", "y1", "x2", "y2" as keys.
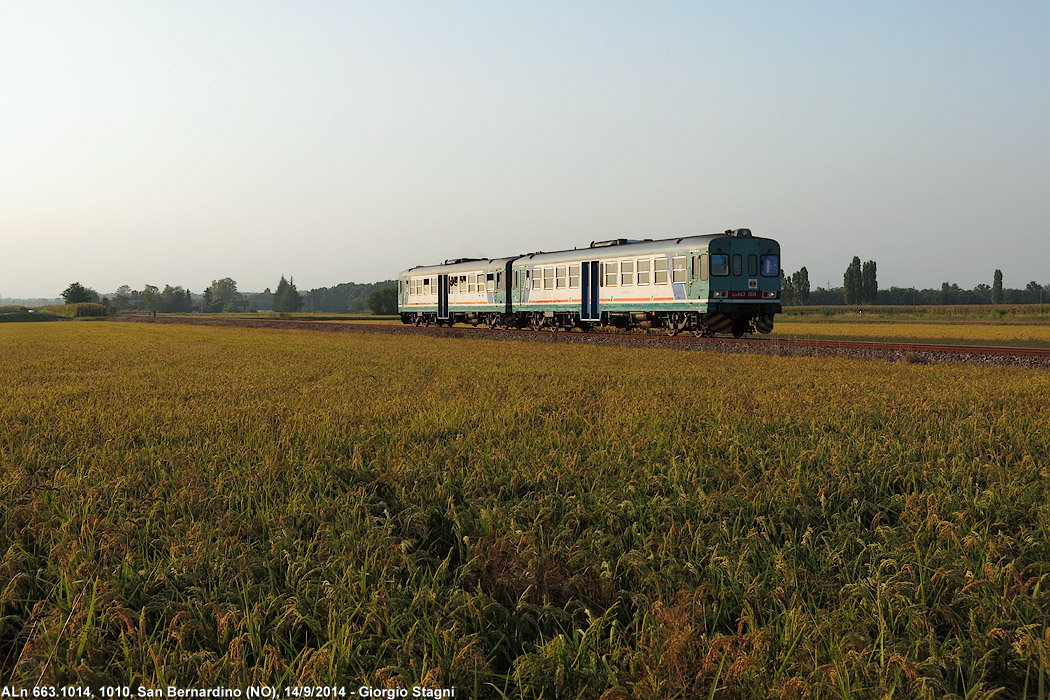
[{"x1": 397, "y1": 229, "x2": 781, "y2": 337}]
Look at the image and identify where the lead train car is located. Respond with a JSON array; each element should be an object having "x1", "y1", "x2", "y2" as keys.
[{"x1": 397, "y1": 229, "x2": 781, "y2": 337}]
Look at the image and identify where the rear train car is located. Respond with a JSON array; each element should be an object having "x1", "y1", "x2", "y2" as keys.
[{"x1": 397, "y1": 257, "x2": 516, "y2": 327}]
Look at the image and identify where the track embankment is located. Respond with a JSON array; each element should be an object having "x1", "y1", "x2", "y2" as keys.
[{"x1": 115, "y1": 315, "x2": 1050, "y2": 369}]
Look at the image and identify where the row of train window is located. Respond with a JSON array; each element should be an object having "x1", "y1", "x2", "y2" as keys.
[
  {"x1": 407, "y1": 273, "x2": 502, "y2": 296},
  {"x1": 403, "y1": 253, "x2": 780, "y2": 296},
  {"x1": 523, "y1": 253, "x2": 779, "y2": 290}
]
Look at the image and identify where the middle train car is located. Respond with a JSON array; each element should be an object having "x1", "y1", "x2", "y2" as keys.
[{"x1": 397, "y1": 228, "x2": 781, "y2": 336}]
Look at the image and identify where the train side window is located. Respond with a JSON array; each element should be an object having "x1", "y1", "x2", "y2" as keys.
[
  {"x1": 543, "y1": 267, "x2": 554, "y2": 290},
  {"x1": 487, "y1": 273, "x2": 495, "y2": 292},
  {"x1": 711, "y1": 254, "x2": 729, "y2": 276},
  {"x1": 732, "y1": 254, "x2": 742, "y2": 276},
  {"x1": 761, "y1": 255, "x2": 780, "y2": 277},
  {"x1": 654, "y1": 257, "x2": 668, "y2": 284},
  {"x1": 599, "y1": 263, "x2": 605, "y2": 288},
  {"x1": 532, "y1": 270, "x2": 541, "y2": 290},
  {"x1": 461, "y1": 275, "x2": 468, "y2": 293},
  {"x1": 637, "y1": 258, "x2": 650, "y2": 285},
  {"x1": 605, "y1": 261, "x2": 618, "y2": 287},
  {"x1": 690, "y1": 255, "x2": 698, "y2": 281},
  {"x1": 556, "y1": 266, "x2": 567, "y2": 289},
  {"x1": 621, "y1": 260, "x2": 634, "y2": 286},
  {"x1": 748, "y1": 254, "x2": 758, "y2": 277},
  {"x1": 700, "y1": 253, "x2": 709, "y2": 281},
  {"x1": 569, "y1": 264, "x2": 580, "y2": 288},
  {"x1": 513, "y1": 270, "x2": 519, "y2": 290},
  {"x1": 672, "y1": 256, "x2": 687, "y2": 284}
]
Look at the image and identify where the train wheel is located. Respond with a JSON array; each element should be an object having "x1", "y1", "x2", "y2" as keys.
[{"x1": 731, "y1": 318, "x2": 749, "y2": 338}]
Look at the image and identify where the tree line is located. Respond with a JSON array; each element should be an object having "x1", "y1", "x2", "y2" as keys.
[
  {"x1": 61, "y1": 277, "x2": 399, "y2": 315},
  {"x1": 776, "y1": 259, "x2": 1049, "y2": 305}
]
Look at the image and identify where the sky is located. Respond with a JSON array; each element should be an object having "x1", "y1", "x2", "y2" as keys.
[{"x1": 2, "y1": 1, "x2": 1048, "y2": 299}]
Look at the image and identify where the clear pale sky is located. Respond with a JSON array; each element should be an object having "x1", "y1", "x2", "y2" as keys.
[{"x1": 2, "y1": 1, "x2": 1048, "y2": 298}]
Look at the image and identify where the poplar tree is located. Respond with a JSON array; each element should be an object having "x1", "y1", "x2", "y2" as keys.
[
  {"x1": 861, "y1": 260, "x2": 878, "y2": 304},
  {"x1": 992, "y1": 269, "x2": 1004, "y2": 304},
  {"x1": 844, "y1": 257, "x2": 862, "y2": 304}
]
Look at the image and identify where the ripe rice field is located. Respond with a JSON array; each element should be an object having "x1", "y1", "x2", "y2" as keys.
[
  {"x1": 771, "y1": 320, "x2": 1050, "y2": 348},
  {"x1": 2, "y1": 322, "x2": 1050, "y2": 698}
]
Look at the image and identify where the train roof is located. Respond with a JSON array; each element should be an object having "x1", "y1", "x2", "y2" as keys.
[
  {"x1": 398, "y1": 256, "x2": 520, "y2": 277},
  {"x1": 398, "y1": 229, "x2": 776, "y2": 276}
]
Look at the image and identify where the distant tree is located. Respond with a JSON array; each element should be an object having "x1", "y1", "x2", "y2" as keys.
[
  {"x1": 61, "y1": 282, "x2": 99, "y2": 304},
  {"x1": 208, "y1": 278, "x2": 240, "y2": 308},
  {"x1": 109, "y1": 285, "x2": 133, "y2": 312},
  {"x1": 795, "y1": 266, "x2": 810, "y2": 305},
  {"x1": 366, "y1": 286, "x2": 398, "y2": 315},
  {"x1": 1025, "y1": 281, "x2": 1044, "y2": 304},
  {"x1": 202, "y1": 288, "x2": 214, "y2": 311},
  {"x1": 273, "y1": 276, "x2": 303, "y2": 312},
  {"x1": 140, "y1": 284, "x2": 160, "y2": 317},
  {"x1": 860, "y1": 260, "x2": 877, "y2": 304},
  {"x1": 843, "y1": 257, "x2": 862, "y2": 304},
  {"x1": 160, "y1": 285, "x2": 191, "y2": 313},
  {"x1": 780, "y1": 270, "x2": 795, "y2": 306},
  {"x1": 972, "y1": 283, "x2": 991, "y2": 305},
  {"x1": 992, "y1": 269, "x2": 1004, "y2": 304}
]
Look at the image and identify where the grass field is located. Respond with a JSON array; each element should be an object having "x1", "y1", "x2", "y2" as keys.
[
  {"x1": 770, "y1": 320, "x2": 1050, "y2": 348},
  {"x1": 2, "y1": 322, "x2": 1049, "y2": 698}
]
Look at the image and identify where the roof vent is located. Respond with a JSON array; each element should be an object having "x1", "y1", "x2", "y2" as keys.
[
  {"x1": 443, "y1": 257, "x2": 482, "y2": 265},
  {"x1": 589, "y1": 238, "x2": 651, "y2": 248},
  {"x1": 724, "y1": 228, "x2": 752, "y2": 237}
]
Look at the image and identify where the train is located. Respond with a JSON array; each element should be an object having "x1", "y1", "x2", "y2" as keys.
[{"x1": 397, "y1": 228, "x2": 781, "y2": 337}]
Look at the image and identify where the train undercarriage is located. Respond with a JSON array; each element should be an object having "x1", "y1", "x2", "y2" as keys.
[{"x1": 399, "y1": 310, "x2": 775, "y2": 338}]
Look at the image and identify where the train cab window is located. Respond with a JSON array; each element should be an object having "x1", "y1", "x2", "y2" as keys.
[
  {"x1": 654, "y1": 257, "x2": 668, "y2": 284},
  {"x1": 637, "y1": 258, "x2": 650, "y2": 285},
  {"x1": 732, "y1": 254, "x2": 743, "y2": 276},
  {"x1": 621, "y1": 260, "x2": 634, "y2": 286},
  {"x1": 605, "y1": 261, "x2": 618, "y2": 287},
  {"x1": 486, "y1": 273, "x2": 495, "y2": 292},
  {"x1": 569, "y1": 264, "x2": 580, "y2": 288},
  {"x1": 543, "y1": 267, "x2": 554, "y2": 290},
  {"x1": 711, "y1": 254, "x2": 729, "y2": 276},
  {"x1": 556, "y1": 266, "x2": 567, "y2": 289},
  {"x1": 748, "y1": 254, "x2": 758, "y2": 277},
  {"x1": 760, "y1": 255, "x2": 780, "y2": 277},
  {"x1": 672, "y1": 256, "x2": 687, "y2": 284},
  {"x1": 700, "y1": 253, "x2": 709, "y2": 281}
]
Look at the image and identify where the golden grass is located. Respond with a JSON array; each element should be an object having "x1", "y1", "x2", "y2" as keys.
[
  {"x1": 2, "y1": 322, "x2": 1049, "y2": 696},
  {"x1": 772, "y1": 320, "x2": 1050, "y2": 346}
]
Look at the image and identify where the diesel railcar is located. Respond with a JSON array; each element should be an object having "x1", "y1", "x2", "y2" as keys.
[{"x1": 397, "y1": 228, "x2": 780, "y2": 337}]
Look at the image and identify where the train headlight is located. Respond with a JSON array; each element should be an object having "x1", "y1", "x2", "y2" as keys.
[{"x1": 764, "y1": 291, "x2": 777, "y2": 298}]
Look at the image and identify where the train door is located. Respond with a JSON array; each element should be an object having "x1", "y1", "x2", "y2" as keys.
[
  {"x1": 581, "y1": 260, "x2": 600, "y2": 321},
  {"x1": 437, "y1": 274, "x2": 449, "y2": 320}
]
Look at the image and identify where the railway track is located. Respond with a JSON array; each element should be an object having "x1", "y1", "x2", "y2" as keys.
[{"x1": 116, "y1": 315, "x2": 1050, "y2": 368}]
